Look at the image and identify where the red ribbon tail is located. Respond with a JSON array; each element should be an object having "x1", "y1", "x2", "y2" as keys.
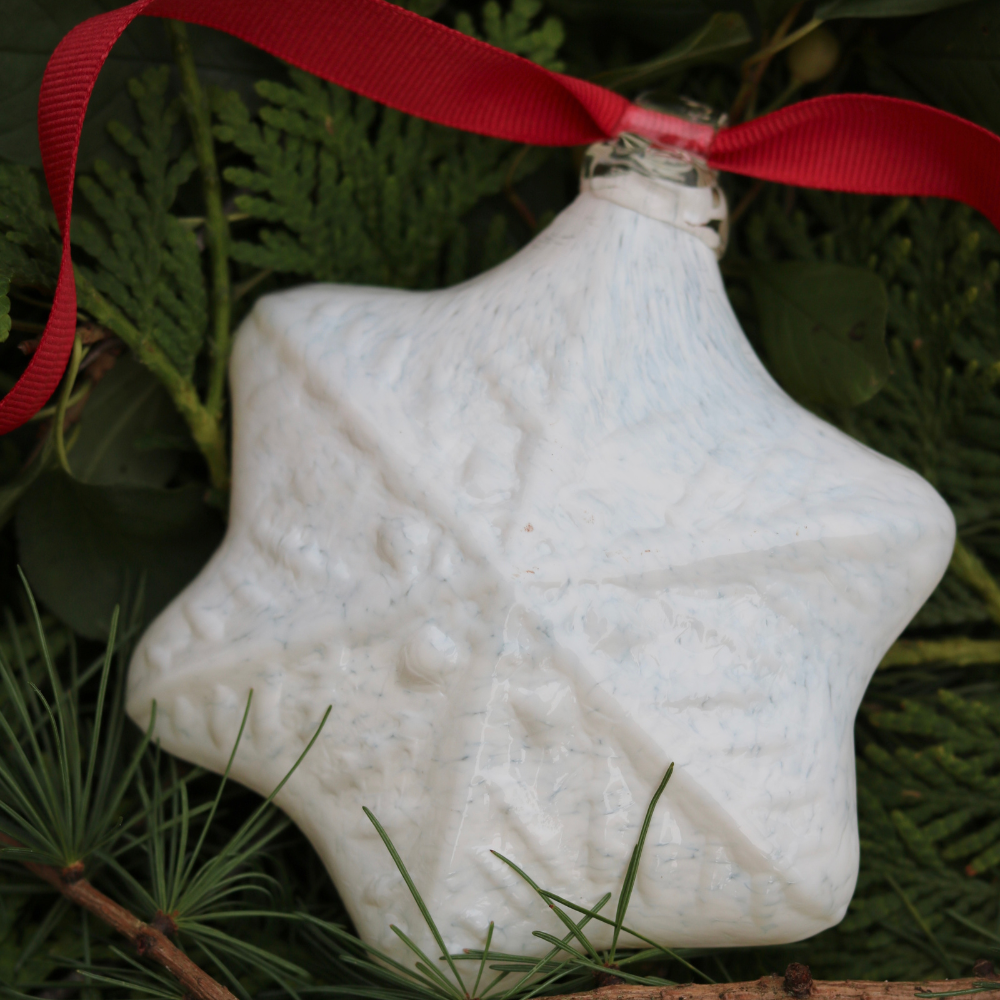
[{"x1": 5, "y1": 0, "x2": 1000, "y2": 434}]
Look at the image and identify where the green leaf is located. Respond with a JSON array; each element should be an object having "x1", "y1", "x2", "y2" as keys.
[
  {"x1": 0, "y1": 0, "x2": 281, "y2": 170},
  {"x1": 817, "y1": 0, "x2": 975, "y2": 17},
  {"x1": 749, "y1": 260, "x2": 890, "y2": 408},
  {"x1": 0, "y1": 427, "x2": 55, "y2": 532},
  {"x1": 592, "y1": 12, "x2": 752, "y2": 92},
  {"x1": 889, "y1": 0, "x2": 1000, "y2": 135},
  {"x1": 16, "y1": 470, "x2": 222, "y2": 639},
  {"x1": 70, "y1": 356, "x2": 190, "y2": 488}
]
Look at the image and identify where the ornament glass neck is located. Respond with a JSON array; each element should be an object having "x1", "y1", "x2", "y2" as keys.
[{"x1": 580, "y1": 133, "x2": 729, "y2": 257}]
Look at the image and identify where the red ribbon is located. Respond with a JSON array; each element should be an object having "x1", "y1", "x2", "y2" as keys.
[{"x1": 6, "y1": 0, "x2": 1000, "y2": 433}]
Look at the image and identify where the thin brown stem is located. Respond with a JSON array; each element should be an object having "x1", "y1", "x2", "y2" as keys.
[
  {"x1": 1, "y1": 835, "x2": 236, "y2": 1000},
  {"x1": 548, "y1": 971, "x2": 1000, "y2": 1000},
  {"x1": 729, "y1": 179, "x2": 766, "y2": 227},
  {"x1": 729, "y1": 3, "x2": 804, "y2": 125},
  {"x1": 10, "y1": 318, "x2": 46, "y2": 334},
  {"x1": 743, "y1": 17, "x2": 823, "y2": 69},
  {"x1": 232, "y1": 268, "x2": 273, "y2": 304},
  {"x1": 504, "y1": 146, "x2": 537, "y2": 232}
]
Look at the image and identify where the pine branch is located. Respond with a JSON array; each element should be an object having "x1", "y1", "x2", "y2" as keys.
[
  {"x1": 950, "y1": 540, "x2": 1000, "y2": 627},
  {"x1": 548, "y1": 970, "x2": 1000, "y2": 1000},
  {"x1": 74, "y1": 265, "x2": 229, "y2": 492},
  {"x1": 0, "y1": 833, "x2": 237, "y2": 1000},
  {"x1": 880, "y1": 637, "x2": 1000, "y2": 669}
]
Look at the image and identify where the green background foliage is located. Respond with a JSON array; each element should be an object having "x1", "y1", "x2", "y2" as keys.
[{"x1": 0, "y1": 0, "x2": 1000, "y2": 994}]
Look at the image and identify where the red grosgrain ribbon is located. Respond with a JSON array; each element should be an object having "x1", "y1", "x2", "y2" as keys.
[{"x1": 7, "y1": 0, "x2": 1000, "y2": 433}]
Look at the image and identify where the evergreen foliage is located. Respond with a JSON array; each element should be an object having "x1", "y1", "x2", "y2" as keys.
[
  {"x1": 214, "y1": 73, "x2": 518, "y2": 288},
  {"x1": 213, "y1": 0, "x2": 559, "y2": 290},
  {"x1": 0, "y1": 0, "x2": 998, "y2": 994},
  {"x1": 0, "y1": 596, "x2": 145, "y2": 871},
  {"x1": 757, "y1": 688, "x2": 1000, "y2": 982},
  {"x1": 453, "y1": 0, "x2": 565, "y2": 69},
  {"x1": 73, "y1": 68, "x2": 207, "y2": 379},
  {"x1": 0, "y1": 163, "x2": 59, "y2": 293},
  {"x1": 733, "y1": 191, "x2": 1000, "y2": 628},
  {"x1": 0, "y1": 590, "x2": 705, "y2": 999},
  {"x1": 847, "y1": 691, "x2": 1000, "y2": 978}
]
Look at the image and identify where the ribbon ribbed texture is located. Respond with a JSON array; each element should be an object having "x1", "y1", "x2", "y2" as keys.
[
  {"x1": 711, "y1": 94, "x2": 1000, "y2": 228},
  {"x1": 5, "y1": 0, "x2": 1000, "y2": 433}
]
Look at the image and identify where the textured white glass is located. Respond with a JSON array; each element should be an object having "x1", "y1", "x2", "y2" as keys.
[{"x1": 127, "y1": 155, "x2": 955, "y2": 966}]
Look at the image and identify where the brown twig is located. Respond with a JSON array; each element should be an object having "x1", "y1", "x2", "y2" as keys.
[
  {"x1": 0, "y1": 835, "x2": 236, "y2": 1000},
  {"x1": 729, "y1": 179, "x2": 766, "y2": 227},
  {"x1": 729, "y1": 3, "x2": 804, "y2": 125},
  {"x1": 550, "y1": 968, "x2": 1000, "y2": 1000},
  {"x1": 504, "y1": 145, "x2": 538, "y2": 232},
  {"x1": 2, "y1": 851, "x2": 996, "y2": 1000}
]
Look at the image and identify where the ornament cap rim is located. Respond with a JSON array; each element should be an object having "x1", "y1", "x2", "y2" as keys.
[{"x1": 580, "y1": 133, "x2": 729, "y2": 256}]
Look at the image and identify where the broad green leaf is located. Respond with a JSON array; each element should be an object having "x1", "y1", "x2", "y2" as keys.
[
  {"x1": 593, "y1": 12, "x2": 752, "y2": 91},
  {"x1": 0, "y1": 429, "x2": 53, "y2": 532},
  {"x1": 749, "y1": 261, "x2": 890, "y2": 408},
  {"x1": 890, "y1": 0, "x2": 1000, "y2": 134},
  {"x1": 0, "y1": 0, "x2": 280, "y2": 170},
  {"x1": 817, "y1": 0, "x2": 974, "y2": 17},
  {"x1": 16, "y1": 471, "x2": 222, "y2": 639},
  {"x1": 69, "y1": 356, "x2": 190, "y2": 488}
]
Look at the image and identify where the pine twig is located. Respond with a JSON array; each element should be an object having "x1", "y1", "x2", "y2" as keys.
[
  {"x1": 504, "y1": 146, "x2": 538, "y2": 232},
  {"x1": 742, "y1": 17, "x2": 823, "y2": 69},
  {"x1": 729, "y1": 179, "x2": 765, "y2": 227},
  {"x1": 74, "y1": 266, "x2": 230, "y2": 492},
  {"x1": 548, "y1": 970, "x2": 1000, "y2": 1000},
  {"x1": 729, "y1": 3, "x2": 803, "y2": 125},
  {"x1": 950, "y1": 539, "x2": 1000, "y2": 627},
  {"x1": 0, "y1": 835, "x2": 237, "y2": 1000}
]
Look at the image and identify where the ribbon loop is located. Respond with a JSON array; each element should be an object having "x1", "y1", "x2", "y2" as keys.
[{"x1": 4, "y1": 0, "x2": 1000, "y2": 433}]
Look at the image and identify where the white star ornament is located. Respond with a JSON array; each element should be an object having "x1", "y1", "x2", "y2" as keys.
[{"x1": 127, "y1": 137, "x2": 955, "y2": 967}]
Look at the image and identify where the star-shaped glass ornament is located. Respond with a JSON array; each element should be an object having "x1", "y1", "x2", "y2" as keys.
[{"x1": 127, "y1": 134, "x2": 954, "y2": 965}]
